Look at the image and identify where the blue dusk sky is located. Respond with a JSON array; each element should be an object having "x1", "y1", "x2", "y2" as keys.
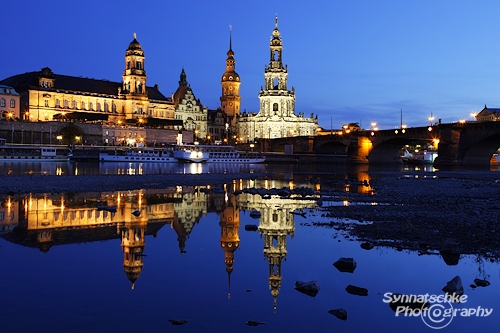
[{"x1": 2, "y1": 0, "x2": 500, "y2": 130}]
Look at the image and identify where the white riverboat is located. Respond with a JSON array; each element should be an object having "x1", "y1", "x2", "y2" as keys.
[
  {"x1": 173, "y1": 144, "x2": 265, "y2": 163},
  {"x1": 99, "y1": 148, "x2": 177, "y2": 163},
  {"x1": 204, "y1": 145, "x2": 266, "y2": 163},
  {"x1": 0, "y1": 139, "x2": 71, "y2": 162},
  {"x1": 172, "y1": 145, "x2": 210, "y2": 163}
]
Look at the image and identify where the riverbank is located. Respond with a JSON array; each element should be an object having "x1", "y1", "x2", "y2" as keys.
[{"x1": 315, "y1": 171, "x2": 500, "y2": 257}]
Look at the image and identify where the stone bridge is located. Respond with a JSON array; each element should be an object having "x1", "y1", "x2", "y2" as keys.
[{"x1": 270, "y1": 121, "x2": 500, "y2": 166}]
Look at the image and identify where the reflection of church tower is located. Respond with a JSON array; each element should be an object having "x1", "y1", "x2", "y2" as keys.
[
  {"x1": 219, "y1": 194, "x2": 240, "y2": 298},
  {"x1": 121, "y1": 222, "x2": 146, "y2": 289},
  {"x1": 220, "y1": 26, "x2": 241, "y2": 130},
  {"x1": 259, "y1": 207, "x2": 295, "y2": 311}
]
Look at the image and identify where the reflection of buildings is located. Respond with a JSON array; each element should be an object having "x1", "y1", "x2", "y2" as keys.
[
  {"x1": 122, "y1": 220, "x2": 146, "y2": 289},
  {"x1": 218, "y1": 192, "x2": 240, "y2": 298},
  {"x1": 236, "y1": 179, "x2": 317, "y2": 310},
  {"x1": 0, "y1": 197, "x2": 19, "y2": 232},
  {"x1": 172, "y1": 188, "x2": 208, "y2": 253},
  {"x1": 0, "y1": 187, "x2": 207, "y2": 287}
]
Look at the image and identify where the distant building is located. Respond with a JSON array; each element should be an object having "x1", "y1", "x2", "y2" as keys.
[
  {"x1": 0, "y1": 85, "x2": 20, "y2": 120},
  {"x1": 237, "y1": 16, "x2": 318, "y2": 143},
  {"x1": 476, "y1": 105, "x2": 500, "y2": 122},
  {"x1": 207, "y1": 108, "x2": 228, "y2": 144},
  {"x1": 172, "y1": 68, "x2": 207, "y2": 142}
]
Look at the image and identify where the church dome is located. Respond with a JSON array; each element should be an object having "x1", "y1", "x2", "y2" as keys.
[{"x1": 128, "y1": 38, "x2": 142, "y2": 51}]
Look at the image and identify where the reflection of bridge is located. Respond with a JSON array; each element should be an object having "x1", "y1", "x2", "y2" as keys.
[{"x1": 269, "y1": 121, "x2": 500, "y2": 166}]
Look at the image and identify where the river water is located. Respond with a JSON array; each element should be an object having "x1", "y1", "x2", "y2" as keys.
[{"x1": 0, "y1": 161, "x2": 498, "y2": 333}]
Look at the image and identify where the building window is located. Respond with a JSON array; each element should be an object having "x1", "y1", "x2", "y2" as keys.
[
  {"x1": 89, "y1": 102, "x2": 93, "y2": 110},
  {"x1": 104, "y1": 103, "x2": 109, "y2": 112},
  {"x1": 55, "y1": 99, "x2": 60, "y2": 108},
  {"x1": 44, "y1": 100, "x2": 49, "y2": 107},
  {"x1": 81, "y1": 101, "x2": 85, "y2": 110},
  {"x1": 138, "y1": 107, "x2": 143, "y2": 114},
  {"x1": 127, "y1": 61, "x2": 131, "y2": 69},
  {"x1": 72, "y1": 100, "x2": 77, "y2": 109},
  {"x1": 10, "y1": 100, "x2": 15, "y2": 108},
  {"x1": 137, "y1": 62, "x2": 142, "y2": 70},
  {"x1": 97, "y1": 103, "x2": 101, "y2": 111},
  {"x1": 112, "y1": 103, "x2": 116, "y2": 113},
  {"x1": 64, "y1": 99, "x2": 69, "y2": 108},
  {"x1": 1, "y1": 98, "x2": 5, "y2": 107}
]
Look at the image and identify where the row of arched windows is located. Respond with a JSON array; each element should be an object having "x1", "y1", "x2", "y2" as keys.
[
  {"x1": 0, "y1": 98, "x2": 15, "y2": 108},
  {"x1": 53, "y1": 99, "x2": 118, "y2": 112}
]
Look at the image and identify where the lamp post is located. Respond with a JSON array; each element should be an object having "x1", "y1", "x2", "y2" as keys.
[
  {"x1": 428, "y1": 114, "x2": 435, "y2": 126},
  {"x1": 57, "y1": 135, "x2": 63, "y2": 146}
]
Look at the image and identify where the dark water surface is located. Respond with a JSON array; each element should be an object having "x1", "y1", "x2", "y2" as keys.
[{"x1": 0, "y1": 162, "x2": 498, "y2": 332}]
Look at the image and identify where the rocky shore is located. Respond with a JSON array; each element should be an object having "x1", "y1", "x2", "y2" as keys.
[{"x1": 315, "y1": 171, "x2": 500, "y2": 257}]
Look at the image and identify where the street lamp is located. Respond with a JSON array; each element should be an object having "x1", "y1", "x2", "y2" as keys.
[
  {"x1": 56, "y1": 135, "x2": 63, "y2": 145},
  {"x1": 428, "y1": 114, "x2": 435, "y2": 126},
  {"x1": 470, "y1": 112, "x2": 477, "y2": 121}
]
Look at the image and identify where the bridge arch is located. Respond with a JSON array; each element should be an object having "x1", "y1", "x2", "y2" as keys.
[
  {"x1": 460, "y1": 131, "x2": 500, "y2": 165},
  {"x1": 368, "y1": 137, "x2": 435, "y2": 164}
]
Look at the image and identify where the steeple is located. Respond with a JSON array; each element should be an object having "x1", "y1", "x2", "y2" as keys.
[
  {"x1": 269, "y1": 15, "x2": 284, "y2": 69},
  {"x1": 220, "y1": 25, "x2": 241, "y2": 130}
]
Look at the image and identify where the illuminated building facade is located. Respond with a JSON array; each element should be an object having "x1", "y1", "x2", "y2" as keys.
[
  {"x1": 172, "y1": 68, "x2": 207, "y2": 142},
  {"x1": 0, "y1": 35, "x2": 183, "y2": 146},
  {"x1": 237, "y1": 16, "x2": 318, "y2": 143},
  {"x1": 0, "y1": 85, "x2": 21, "y2": 120},
  {"x1": 476, "y1": 105, "x2": 500, "y2": 122}
]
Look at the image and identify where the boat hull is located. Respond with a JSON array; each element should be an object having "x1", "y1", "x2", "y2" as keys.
[
  {"x1": 0, "y1": 156, "x2": 70, "y2": 162},
  {"x1": 99, "y1": 153, "x2": 176, "y2": 163}
]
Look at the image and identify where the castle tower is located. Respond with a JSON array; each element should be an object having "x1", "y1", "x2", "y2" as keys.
[
  {"x1": 122, "y1": 34, "x2": 149, "y2": 121},
  {"x1": 122, "y1": 33, "x2": 147, "y2": 96},
  {"x1": 219, "y1": 194, "x2": 240, "y2": 298},
  {"x1": 220, "y1": 26, "x2": 241, "y2": 131}
]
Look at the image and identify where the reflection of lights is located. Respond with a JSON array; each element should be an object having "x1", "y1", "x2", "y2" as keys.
[
  {"x1": 188, "y1": 163, "x2": 202, "y2": 174},
  {"x1": 342, "y1": 200, "x2": 349, "y2": 206},
  {"x1": 288, "y1": 181, "x2": 295, "y2": 190}
]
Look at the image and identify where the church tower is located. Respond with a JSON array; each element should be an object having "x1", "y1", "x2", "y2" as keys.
[
  {"x1": 258, "y1": 16, "x2": 295, "y2": 119},
  {"x1": 220, "y1": 26, "x2": 241, "y2": 131}
]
